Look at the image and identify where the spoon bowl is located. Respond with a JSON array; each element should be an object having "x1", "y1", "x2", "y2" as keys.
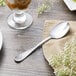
[
  {"x1": 50, "y1": 22, "x2": 70, "y2": 38},
  {"x1": 14, "y1": 21, "x2": 70, "y2": 62}
]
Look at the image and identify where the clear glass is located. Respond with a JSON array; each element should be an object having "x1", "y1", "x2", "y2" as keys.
[{"x1": 6, "y1": 0, "x2": 33, "y2": 30}]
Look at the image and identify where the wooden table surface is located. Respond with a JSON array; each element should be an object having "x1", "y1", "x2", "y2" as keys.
[{"x1": 0, "y1": 0, "x2": 76, "y2": 76}]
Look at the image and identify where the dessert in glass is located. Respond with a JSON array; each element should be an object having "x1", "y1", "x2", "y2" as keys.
[{"x1": 6, "y1": 0, "x2": 33, "y2": 30}]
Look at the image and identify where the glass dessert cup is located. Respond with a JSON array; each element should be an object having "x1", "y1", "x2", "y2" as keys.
[{"x1": 6, "y1": 0, "x2": 33, "y2": 30}]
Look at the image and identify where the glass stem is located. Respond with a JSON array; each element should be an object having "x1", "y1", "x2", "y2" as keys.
[{"x1": 13, "y1": 10, "x2": 26, "y2": 24}]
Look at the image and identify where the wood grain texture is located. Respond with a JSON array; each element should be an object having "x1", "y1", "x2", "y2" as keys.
[{"x1": 0, "y1": 0, "x2": 76, "y2": 76}]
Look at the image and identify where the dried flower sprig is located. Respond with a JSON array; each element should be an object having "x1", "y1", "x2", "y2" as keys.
[
  {"x1": 0, "y1": 0, "x2": 6, "y2": 6},
  {"x1": 49, "y1": 37, "x2": 76, "y2": 76},
  {"x1": 37, "y1": 0, "x2": 50, "y2": 15}
]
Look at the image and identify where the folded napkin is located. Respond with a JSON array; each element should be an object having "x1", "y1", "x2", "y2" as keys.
[{"x1": 42, "y1": 20, "x2": 76, "y2": 63}]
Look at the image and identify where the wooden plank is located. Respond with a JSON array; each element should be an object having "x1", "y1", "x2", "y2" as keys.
[{"x1": 0, "y1": 0, "x2": 76, "y2": 76}]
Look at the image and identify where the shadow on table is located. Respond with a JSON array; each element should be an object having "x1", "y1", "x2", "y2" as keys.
[
  {"x1": 0, "y1": 46, "x2": 5, "y2": 66},
  {"x1": 45, "y1": 60, "x2": 55, "y2": 76}
]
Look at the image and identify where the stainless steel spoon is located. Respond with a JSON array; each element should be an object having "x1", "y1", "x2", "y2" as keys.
[{"x1": 14, "y1": 21, "x2": 70, "y2": 62}]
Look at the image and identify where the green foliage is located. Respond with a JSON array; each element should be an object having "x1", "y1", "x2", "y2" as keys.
[
  {"x1": 49, "y1": 37, "x2": 76, "y2": 76},
  {"x1": 49, "y1": 54, "x2": 62, "y2": 68},
  {"x1": 55, "y1": 67, "x2": 70, "y2": 76},
  {"x1": 73, "y1": 0, "x2": 76, "y2": 2},
  {"x1": 0, "y1": 0, "x2": 5, "y2": 6}
]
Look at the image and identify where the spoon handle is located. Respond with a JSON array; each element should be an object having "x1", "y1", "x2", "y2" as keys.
[{"x1": 14, "y1": 36, "x2": 51, "y2": 62}]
